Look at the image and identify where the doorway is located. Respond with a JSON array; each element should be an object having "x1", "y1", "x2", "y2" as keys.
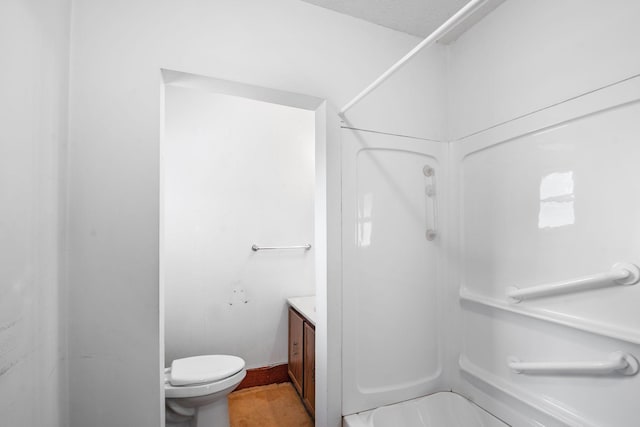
[{"x1": 159, "y1": 69, "x2": 338, "y2": 426}]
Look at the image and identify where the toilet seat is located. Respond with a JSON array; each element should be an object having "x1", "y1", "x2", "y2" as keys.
[
  {"x1": 164, "y1": 355, "x2": 247, "y2": 400},
  {"x1": 170, "y1": 355, "x2": 245, "y2": 386},
  {"x1": 165, "y1": 368, "x2": 246, "y2": 399}
]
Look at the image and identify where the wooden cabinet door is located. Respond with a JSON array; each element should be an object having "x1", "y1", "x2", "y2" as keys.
[
  {"x1": 288, "y1": 307, "x2": 304, "y2": 395},
  {"x1": 303, "y1": 322, "x2": 315, "y2": 417}
]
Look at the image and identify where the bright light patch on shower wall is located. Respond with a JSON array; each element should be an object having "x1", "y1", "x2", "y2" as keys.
[
  {"x1": 539, "y1": 171, "x2": 575, "y2": 228},
  {"x1": 357, "y1": 192, "x2": 373, "y2": 247}
]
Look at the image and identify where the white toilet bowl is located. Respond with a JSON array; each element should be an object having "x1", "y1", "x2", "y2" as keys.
[{"x1": 165, "y1": 355, "x2": 246, "y2": 427}]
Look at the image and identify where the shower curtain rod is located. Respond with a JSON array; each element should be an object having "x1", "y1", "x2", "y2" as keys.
[{"x1": 338, "y1": 0, "x2": 487, "y2": 117}]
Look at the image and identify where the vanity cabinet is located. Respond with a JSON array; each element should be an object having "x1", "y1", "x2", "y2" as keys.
[
  {"x1": 288, "y1": 306, "x2": 315, "y2": 417},
  {"x1": 288, "y1": 307, "x2": 304, "y2": 395},
  {"x1": 302, "y1": 322, "x2": 315, "y2": 416}
]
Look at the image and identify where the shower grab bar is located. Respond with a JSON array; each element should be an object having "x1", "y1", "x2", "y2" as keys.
[
  {"x1": 506, "y1": 262, "x2": 640, "y2": 303},
  {"x1": 508, "y1": 352, "x2": 639, "y2": 376},
  {"x1": 338, "y1": 0, "x2": 487, "y2": 116},
  {"x1": 251, "y1": 244, "x2": 312, "y2": 251}
]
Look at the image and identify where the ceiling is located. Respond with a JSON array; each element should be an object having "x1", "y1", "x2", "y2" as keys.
[{"x1": 297, "y1": 0, "x2": 504, "y2": 40}]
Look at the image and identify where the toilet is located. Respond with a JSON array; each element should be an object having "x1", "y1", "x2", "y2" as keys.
[{"x1": 164, "y1": 355, "x2": 246, "y2": 427}]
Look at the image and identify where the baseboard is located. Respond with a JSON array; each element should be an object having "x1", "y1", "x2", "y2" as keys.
[{"x1": 236, "y1": 363, "x2": 290, "y2": 391}]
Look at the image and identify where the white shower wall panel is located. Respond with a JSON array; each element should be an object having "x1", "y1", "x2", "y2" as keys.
[
  {"x1": 460, "y1": 307, "x2": 640, "y2": 427},
  {"x1": 342, "y1": 129, "x2": 445, "y2": 415},
  {"x1": 452, "y1": 77, "x2": 640, "y2": 427},
  {"x1": 459, "y1": 98, "x2": 640, "y2": 332}
]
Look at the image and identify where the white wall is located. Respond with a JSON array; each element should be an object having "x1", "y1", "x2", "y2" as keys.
[
  {"x1": 163, "y1": 86, "x2": 315, "y2": 369},
  {"x1": 67, "y1": 1, "x2": 435, "y2": 426},
  {"x1": 0, "y1": 0, "x2": 70, "y2": 426},
  {"x1": 447, "y1": 0, "x2": 640, "y2": 140}
]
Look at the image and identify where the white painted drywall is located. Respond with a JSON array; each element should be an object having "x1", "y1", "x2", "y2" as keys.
[
  {"x1": 67, "y1": 1, "x2": 439, "y2": 426},
  {"x1": 0, "y1": 0, "x2": 70, "y2": 426},
  {"x1": 447, "y1": 0, "x2": 640, "y2": 140},
  {"x1": 163, "y1": 86, "x2": 315, "y2": 369}
]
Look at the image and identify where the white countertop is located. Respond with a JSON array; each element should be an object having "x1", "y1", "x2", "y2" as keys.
[{"x1": 287, "y1": 295, "x2": 316, "y2": 326}]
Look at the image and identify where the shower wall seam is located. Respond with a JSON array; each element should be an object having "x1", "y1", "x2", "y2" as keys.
[
  {"x1": 450, "y1": 71, "x2": 640, "y2": 143},
  {"x1": 340, "y1": 125, "x2": 443, "y2": 143}
]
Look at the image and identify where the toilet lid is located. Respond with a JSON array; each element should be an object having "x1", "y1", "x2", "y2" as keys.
[{"x1": 169, "y1": 355, "x2": 245, "y2": 386}]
